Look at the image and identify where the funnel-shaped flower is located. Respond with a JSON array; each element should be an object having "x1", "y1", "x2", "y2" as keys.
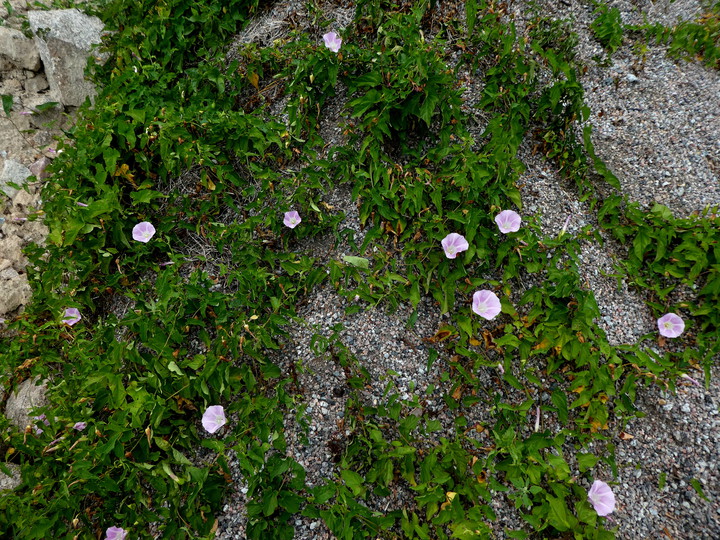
[
  {"x1": 105, "y1": 526, "x2": 128, "y2": 540},
  {"x1": 202, "y1": 405, "x2": 226, "y2": 434},
  {"x1": 73, "y1": 421, "x2": 87, "y2": 431},
  {"x1": 495, "y1": 210, "x2": 521, "y2": 233},
  {"x1": 132, "y1": 221, "x2": 156, "y2": 243},
  {"x1": 284, "y1": 211, "x2": 301, "y2": 229},
  {"x1": 63, "y1": 308, "x2": 82, "y2": 326},
  {"x1": 441, "y1": 233, "x2": 469, "y2": 259},
  {"x1": 323, "y1": 32, "x2": 342, "y2": 53},
  {"x1": 472, "y1": 290, "x2": 501, "y2": 320},
  {"x1": 587, "y1": 480, "x2": 615, "y2": 516},
  {"x1": 657, "y1": 313, "x2": 684, "y2": 338}
]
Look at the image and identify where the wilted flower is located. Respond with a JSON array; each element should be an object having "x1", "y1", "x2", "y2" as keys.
[
  {"x1": 63, "y1": 308, "x2": 82, "y2": 326},
  {"x1": 73, "y1": 421, "x2": 87, "y2": 431},
  {"x1": 76, "y1": 202, "x2": 89, "y2": 207},
  {"x1": 284, "y1": 211, "x2": 301, "y2": 229},
  {"x1": 472, "y1": 290, "x2": 501, "y2": 320},
  {"x1": 495, "y1": 210, "x2": 522, "y2": 233},
  {"x1": 680, "y1": 373, "x2": 701, "y2": 387},
  {"x1": 323, "y1": 32, "x2": 342, "y2": 53},
  {"x1": 441, "y1": 233, "x2": 469, "y2": 259},
  {"x1": 132, "y1": 221, "x2": 156, "y2": 243},
  {"x1": 105, "y1": 526, "x2": 128, "y2": 540},
  {"x1": 587, "y1": 480, "x2": 616, "y2": 516},
  {"x1": 657, "y1": 313, "x2": 684, "y2": 338},
  {"x1": 202, "y1": 405, "x2": 226, "y2": 434},
  {"x1": 498, "y1": 363, "x2": 505, "y2": 375}
]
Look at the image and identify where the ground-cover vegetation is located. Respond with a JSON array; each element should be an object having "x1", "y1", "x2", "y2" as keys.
[{"x1": 1, "y1": 0, "x2": 719, "y2": 538}]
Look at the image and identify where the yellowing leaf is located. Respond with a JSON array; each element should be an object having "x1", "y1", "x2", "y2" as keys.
[
  {"x1": 469, "y1": 337, "x2": 482, "y2": 346},
  {"x1": 248, "y1": 72, "x2": 259, "y2": 89}
]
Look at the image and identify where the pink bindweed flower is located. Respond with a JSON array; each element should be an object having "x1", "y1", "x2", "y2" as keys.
[
  {"x1": 76, "y1": 202, "x2": 89, "y2": 207},
  {"x1": 472, "y1": 290, "x2": 502, "y2": 320},
  {"x1": 441, "y1": 233, "x2": 469, "y2": 259},
  {"x1": 680, "y1": 373, "x2": 701, "y2": 387},
  {"x1": 534, "y1": 406, "x2": 541, "y2": 432},
  {"x1": 283, "y1": 211, "x2": 301, "y2": 229},
  {"x1": 63, "y1": 308, "x2": 82, "y2": 326},
  {"x1": 587, "y1": 480, "x2": 616, "y2": 516},
  {"x1": 498, "y1": 363, "x2": 505, "y2": 375},
  {"x1": 495, "y1": 210, "x2": 522, "y2": 233},
  {"x1": 323, "y1": 32, "x2": 342, "y2": 53},
  {"x1": 657, "y1": 313, "x2": 684, "y2": 338},
  {"x1": 132, "y1": 221, "x2": 156, "y2": 243},
  {"x1": 202, "y1": 405, "x2": 226, "y2": 434},
  {"x1": 105, "y1": 526, "x2": 128, "y2": 540},
  {"x1": 33, "y1": 414, "x2": 50, "y2": 435},
  {"x1": 73, "y1": 421, "x2": 87, "y2": 431}
]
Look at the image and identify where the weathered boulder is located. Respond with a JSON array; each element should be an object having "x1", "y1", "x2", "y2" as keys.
[
  {"x1": 0, "y1": 159, "x2": 31, "y2": 200},
  {"x1": 27, "y1": 9, "x2": 104, "y2": 107},
  {"x1": 0, "y1": 235, "x2": 25, "y2": 270},
  {"x1": 24, "y1": 73, "x2": 49, "y2": 94},
  {"x1": 4, "y1": 377, "x2": 48, "y2": 431},
  {"x1": 0, "y1": 273, "x2": 32, "y2": 316},
  {"x1": 0, "y1": 463, "x2": 21, "y2": 492},
  {"x1": 0, "y1": 27, "x2": 41, "y2": 71}
]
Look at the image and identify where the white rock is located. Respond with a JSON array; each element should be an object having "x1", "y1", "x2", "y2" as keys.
[
  {"x1": 0, "y1": 27, "x2": 41, "y2": 71},
  {"x1": 4, "y1": 377, "x2": 48, "y2": 431},
  {"x1": 0, "y1": 274, "x2": 32, "y2": 315},
  {"x1": 27, "y1": 9, "x2": 104, "y2": 107},
  {"x1": 23, "y1": 73, "x2": 49, "y2": 94},
  {"x1": 0, "y1": 463, "x2": 21, "y2": 492},
  {"x1": 0, "y1": 159, "x2": 32, "y2": 200}
]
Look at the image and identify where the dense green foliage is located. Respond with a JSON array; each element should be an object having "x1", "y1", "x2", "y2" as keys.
[{"x1": 1, "y1": 0, "x2": 718, "y2": 538}]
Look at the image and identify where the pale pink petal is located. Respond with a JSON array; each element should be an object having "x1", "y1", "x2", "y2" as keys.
[
  {"x1": 657, "y1": 313, "x2": 684, "y2": 338},
  {"x1": 63, "y1": 308, "x2": 82, "y2": 326},
  {"x1": 441, "y1": 233, "x2": 469, "y2": 259},
  {"x1": 588, "y1": 480, "x2": 616, "y2": 516},
  {"x1": 105, "y1": 526, "x2": 128, "y2": 540},
  {"x1": 472, "y1": 290, "x2": 501, "y2": 320},
  {"x1": 132, "y1": 221, "x2": 156, "y2": 243},
  {"x1": 323, "y1": 32, "x2": 342, "y2": 53},
  {"x1": 202, "y1": 405, "x2": 226, "y2": 434},
  {"x1": 495, "y1": 210, "x2": 522, "y2": 233},
  {"x1": 283, "y1": 211, "x2": 301, "y2": 229}
]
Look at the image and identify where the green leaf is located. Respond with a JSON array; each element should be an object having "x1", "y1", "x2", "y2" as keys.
[
  {"x1": 690, "y1": 478, "x2": 710, "y2": 501},
  {"x1": 633, "y1": 228, "x2": 652, "y2": 261},
  {"x1": 551, "y1": 390, "x2": 568, "y2": 425},
  {"x1": 34, "y1": 101, "x2": 60, "y2": 112},
  {"x1": 342, "y1": 255, "x2": 370, "y2": 269},
  {"x1": 547, "y1": 495, "x2": 571, "y2": 531},
  {"x1": 577, "y1": 452, "x2": 599, "y2": 473},
  {"x1": 1, "y1": 94, "x2": 13, "y2": 116},
  {"x1": 263, "y1": 493, "x2": 278, "y2": 516},
  {"x1": 340, "y1": 469, "x2": 366, "y2": 497},
  {"x1": 466, "y1": 0, "x2": 477, "y2": 36},
  {"x1": 130, "y1": 189, "x2": 166, "y2": 204}
]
